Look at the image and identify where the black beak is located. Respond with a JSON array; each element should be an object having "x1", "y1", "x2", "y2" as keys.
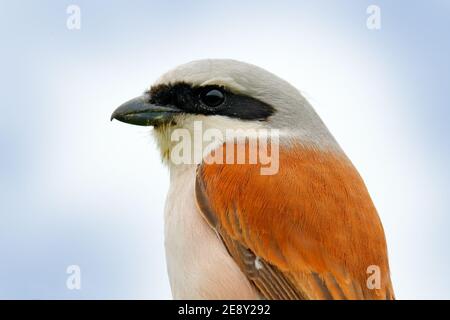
[{"x1": 111, "y1": 93, "x2": 181, "y2": 126}]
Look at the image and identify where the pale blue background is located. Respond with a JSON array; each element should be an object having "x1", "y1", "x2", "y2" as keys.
[{"x1": 0, "y1": 1, "x2": 449, "y2": 299}]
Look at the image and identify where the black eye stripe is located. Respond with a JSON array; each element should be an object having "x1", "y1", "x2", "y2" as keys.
[{"x1": 148, "y1": 82, "x2": 274, "y2": 121}]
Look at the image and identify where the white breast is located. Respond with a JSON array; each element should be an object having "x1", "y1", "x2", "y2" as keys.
[{"x1": 163, "y1": 164, "x2": 258, "y2": 299}]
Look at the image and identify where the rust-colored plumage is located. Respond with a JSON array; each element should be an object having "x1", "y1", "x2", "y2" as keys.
[{"x1": 196, "y1": 142, "x2": 394, "y2": 300}]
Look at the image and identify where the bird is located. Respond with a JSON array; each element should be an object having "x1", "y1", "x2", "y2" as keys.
[{"x1": 111, "y1": 59, "x2": 395, "y2": 300}]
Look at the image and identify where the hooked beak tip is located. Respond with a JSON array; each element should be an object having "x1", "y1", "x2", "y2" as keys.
[{"x1": 111, "y1": 94, "x2": 181, "y2": 126}]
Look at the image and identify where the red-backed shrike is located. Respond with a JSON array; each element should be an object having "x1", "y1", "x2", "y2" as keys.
[{"x1": 111, "y1": 59, "x2": 394, "y2": 300}]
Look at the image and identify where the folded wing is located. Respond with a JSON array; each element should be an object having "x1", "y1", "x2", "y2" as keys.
[{"x1": 195, "y1": 143, "x2": 394, "y2": 300}]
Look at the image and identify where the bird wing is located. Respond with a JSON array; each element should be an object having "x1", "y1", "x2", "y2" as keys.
[{"x1": 195, "y1": 143, "x2": 394, "y2": 300}]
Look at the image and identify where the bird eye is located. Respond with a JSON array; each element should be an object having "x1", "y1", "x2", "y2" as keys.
[{"x1": 200, "y1": 88, "x2": 225, "y2": 108}]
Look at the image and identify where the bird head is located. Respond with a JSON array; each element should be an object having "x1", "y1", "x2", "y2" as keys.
[{"x1": 111, "y1": 59, "x2": 338, "y2": 164}]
